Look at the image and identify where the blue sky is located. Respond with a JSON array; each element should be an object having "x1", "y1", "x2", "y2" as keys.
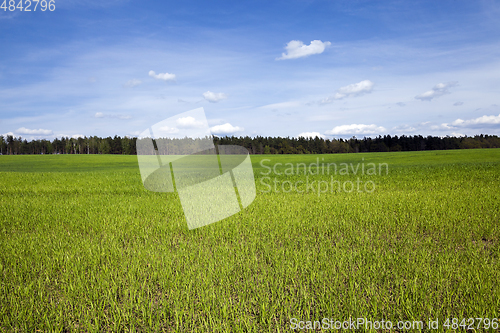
[{"x1": 1, "y1": 0, "x2": 500, "y2": 140}]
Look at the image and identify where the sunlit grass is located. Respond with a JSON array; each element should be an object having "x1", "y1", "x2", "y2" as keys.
[{"x1": 0, "y1": 149, "x2": 499, "y2": 331}]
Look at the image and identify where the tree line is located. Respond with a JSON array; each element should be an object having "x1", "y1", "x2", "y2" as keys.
[
  {"x1": 213, "y1": 134, "x2": 500, "y2": 154},
  {"x1": 0, "y1": 135, "x2": 136, "y2": 155},
  {"x1": 0, "y1": 134, "x2": 499, "y2": 155}
]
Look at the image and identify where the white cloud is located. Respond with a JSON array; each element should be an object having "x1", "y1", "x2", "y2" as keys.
[
  {"x1": 453, "y1": 101, "x2": 464, "y2": 106},
  {"x1": 392, "y1": 121, "x2": 433, "y2": 133},
  {"x1": 297, "y1": 132, "x2": 325, "y2": 139},
  {"x1": 124, "y1": 79, "x2": 142, "y2": 88},
  {"x1": 16, "y1": 127, "x2": 53, "y2": 135},
  {"x1": 203, "y1": 91, "x2": 228, "y2": 103},
  {"x1": 210, "y1": 123, "x2": 243, "y2": 134},
  {"x1": 325, "y1": 124, "x2": 387, "y2": 135},
  {"x1": 176, "y1": 116, "x2": 205, "y2": 129},
  {"x1": 148, "y1": 70, "x2": 176, "y2": 81},
  {"x1": 158, "y1": 126, "x2": 179, "y2": 134},
  {"x1": 337, "y1": 80, "x2": 374, "y2": 98},
  {"x1": 451, "y1": 113, "x2": 500, "y2": 127},
  {"x1": 277, "y1": 40, "x2": 331, "y2": 60},
  {"x1": 126, "y1": 131, "x2": 141, "y2": 137},
  {"x1": 430, "y1": 113, "x2": 500, "y2": 132},
  {"x1": 396, "y1": 102, "x2": 406, "y2": 107},
  {"x1": 320, "y1": 80, "x2": 374, "y2": 104},
  {"x1": 431, "y1": 123, "x2": 454, "y2": 131},
  {"x1": 415, "y1": 81, "x2": 458, "y2": 101},
  {"x1": 95, "y1": 112, "x2": 131, "y2": 119},
  {"x1": 392, "y1": 124, "x2": 417, "y2": 133},
  {"x1": 55, "y1": 133, "x2": 86, "y2": 139}
]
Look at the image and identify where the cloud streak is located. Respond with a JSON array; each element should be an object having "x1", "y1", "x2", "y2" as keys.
[
  {"x1": 415, "y1": 81, "x2": 458, "y2": 101},
  {"x1": 94, "y1": 112, "x2": 131, "y2": 119}
]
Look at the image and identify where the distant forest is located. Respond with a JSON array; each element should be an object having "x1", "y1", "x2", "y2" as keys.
[{"x1": 1, "y1": 134, "x2": 499, "y2": 155}]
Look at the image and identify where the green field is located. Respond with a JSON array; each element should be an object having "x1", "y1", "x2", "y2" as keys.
[{"x1": 1, "y1": 149, "x2": 499, "y2": 332}]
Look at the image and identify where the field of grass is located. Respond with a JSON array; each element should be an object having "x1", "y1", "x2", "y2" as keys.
[{"x1": 0, "y1": 149, "x2": 499, "y2": 332}]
